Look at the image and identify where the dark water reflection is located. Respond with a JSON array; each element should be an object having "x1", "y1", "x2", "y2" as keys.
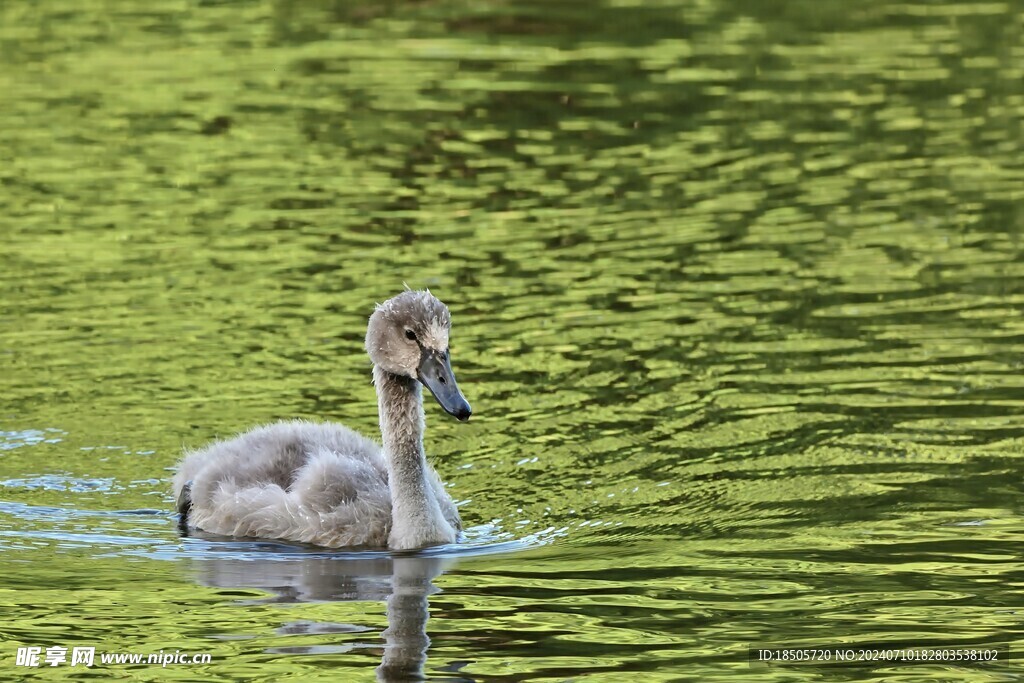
[
  {"x1": 1, "y1": 0, "x2": 1023, "y2": 680},
  {"x1": 192, "y1": 551, "x2": 448, "y2": 681}
]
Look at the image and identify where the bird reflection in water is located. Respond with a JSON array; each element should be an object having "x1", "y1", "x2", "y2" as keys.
[{"x1": 187, "y1": 546, "x2": 459, "y2": 682}]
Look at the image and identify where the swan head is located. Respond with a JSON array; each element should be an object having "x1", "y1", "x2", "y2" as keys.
[{"x1": 366, "y1": 290, "x2": 472, "y2": 421}]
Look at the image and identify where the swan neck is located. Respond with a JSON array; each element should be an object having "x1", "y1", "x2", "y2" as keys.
[
  {"x1": 373, "y1": 366, "x2": 452, "y2": 549},
  {"x1": 374, "y1": 366, "x2": 425, "y2": 464}
]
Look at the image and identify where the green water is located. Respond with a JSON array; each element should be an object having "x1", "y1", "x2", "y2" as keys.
[{"x1": 2, "y1": 0, "x2": 1023, "y2": 680}]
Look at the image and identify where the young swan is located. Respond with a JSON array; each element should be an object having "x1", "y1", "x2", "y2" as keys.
[{"x1": 172, "y1": 290, "x2": 472, "y2": 550}]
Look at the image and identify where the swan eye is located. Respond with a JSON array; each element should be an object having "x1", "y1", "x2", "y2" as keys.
[{"x1": 405, "y1": 329, "x2": 417, "y2": 341}]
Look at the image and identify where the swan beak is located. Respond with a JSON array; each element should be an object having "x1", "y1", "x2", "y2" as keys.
[{"x1": 418, "y1": 349, "x2": 472, "y2": 421}]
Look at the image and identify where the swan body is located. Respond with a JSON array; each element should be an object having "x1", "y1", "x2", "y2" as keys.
[{"x1": 172, "y1": 290, "x2": 472, "y2": 550}]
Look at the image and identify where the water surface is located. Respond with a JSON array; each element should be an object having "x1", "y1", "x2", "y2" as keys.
[{"x1": 1, "y1": 0, "x2": 1023, "y2": 680}]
